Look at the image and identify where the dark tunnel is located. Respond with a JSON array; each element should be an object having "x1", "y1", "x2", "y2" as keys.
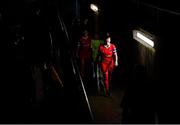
[{"x1": 0, "y1": 0, "x2": 180, "y2": 123}]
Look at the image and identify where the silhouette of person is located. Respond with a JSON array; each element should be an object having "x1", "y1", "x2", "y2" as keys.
[
  {"x1": 91, "y1": 33, "x2": 104, "y2": 92},
  {"x1": 76, "y1": 30, "x2": 92, "y2": 83}
]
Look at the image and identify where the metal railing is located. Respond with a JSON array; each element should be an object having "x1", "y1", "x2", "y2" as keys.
[{"x1": 56, "y1": 8, "x2": 94, "y2": 122}]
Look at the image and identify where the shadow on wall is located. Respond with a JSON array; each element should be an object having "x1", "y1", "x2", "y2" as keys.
[{"x1": 121, "y1": 64, "x2": 155, "y2": 124}]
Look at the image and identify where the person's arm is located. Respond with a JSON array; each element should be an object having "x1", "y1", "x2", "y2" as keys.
[
  {"x1": 114, "y1": 52, "x2": 118, "y2": 66},
  {"x1": 113, "y1": 45, "x2": 118, "y2": 66}
]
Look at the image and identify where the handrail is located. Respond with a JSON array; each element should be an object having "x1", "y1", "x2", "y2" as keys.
[
  {"x1": 71, "y1": 57, "x2": 94, "y2": 122},
  {"x1": 48, "y1": 31, "x2": 53, "y2": 57},
  {"x1": 56, "y1": 8, "x2": 94, "y2": 122}
]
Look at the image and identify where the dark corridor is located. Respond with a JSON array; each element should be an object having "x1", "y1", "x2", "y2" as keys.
[{"x1": 0, "y1": 0, "x2": 180, "y2": 124}]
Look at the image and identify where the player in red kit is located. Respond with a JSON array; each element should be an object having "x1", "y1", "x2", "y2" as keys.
[
  {"x1": 97, "y1": 33, "x2": 118, "y2": 96},
  {"x1": 76, "y1": 30, "x2": 92, "y2": 82}
]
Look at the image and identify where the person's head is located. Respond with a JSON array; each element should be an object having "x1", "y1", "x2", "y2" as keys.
[
  {"x1": 104, "y1": 33, "x2": 111, "y2": 46},
  {"x1": 82, "y1": 30, "x2": 88, "y2": 37}
]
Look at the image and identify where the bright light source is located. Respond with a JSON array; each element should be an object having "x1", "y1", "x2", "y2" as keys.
[
  {"x1": 137, "y1": 32, "x2": 154, "y2": 47},
  {"x1": 90, "y1": 4, "x2": 98, "y2": 13},
  {"x1": 133, "y1": 30, "x2": 155, "y2": 48}
]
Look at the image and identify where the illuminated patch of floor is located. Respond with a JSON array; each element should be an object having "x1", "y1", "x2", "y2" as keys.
[{"x1": 88, "y1": 88, "x2": 125, "y2": 123}]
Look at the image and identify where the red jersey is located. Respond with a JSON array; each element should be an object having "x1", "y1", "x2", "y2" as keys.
[
  {"x1": 78, "y1": 36, "x2": 92, "y2": 60},
  {"x1": 78, "y1": 36, "x2": 91, "y2": 48},
  {"x1": 99, "y1": 43, "x2": 117, "y2": 63}
]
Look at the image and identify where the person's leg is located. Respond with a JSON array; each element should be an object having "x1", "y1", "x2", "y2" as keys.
[
  {"x1": 101, "y1": 62, "x2": 109, "y2": 96},
  {"x1": 80, "y1": 58, "x2": 85, "y2": 78},
  {"x1": 92, "y1": 62, "x2": 95, "y2": 78},
  {"x1": 107, "y1": 60, "x2": 115, "y2": 96},
  {"x1": 96, "y1": 63, "x2": 101, "y2": 94},
  {"x1": 104, "y1": 71, "x2": 109, "y2": 96}
]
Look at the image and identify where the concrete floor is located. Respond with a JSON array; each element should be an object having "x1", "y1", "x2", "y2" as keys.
[{"x1": 87, "y1": 86, "x2": 125, "y2": 123}]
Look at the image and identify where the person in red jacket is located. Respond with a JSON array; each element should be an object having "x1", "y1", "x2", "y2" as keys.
[
  {"x1": 76, "y1": 30, "x2": 92, "y2": 81},
  {"x1": 97, "y1": 33, "x2": 118, "y2": 96}
]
